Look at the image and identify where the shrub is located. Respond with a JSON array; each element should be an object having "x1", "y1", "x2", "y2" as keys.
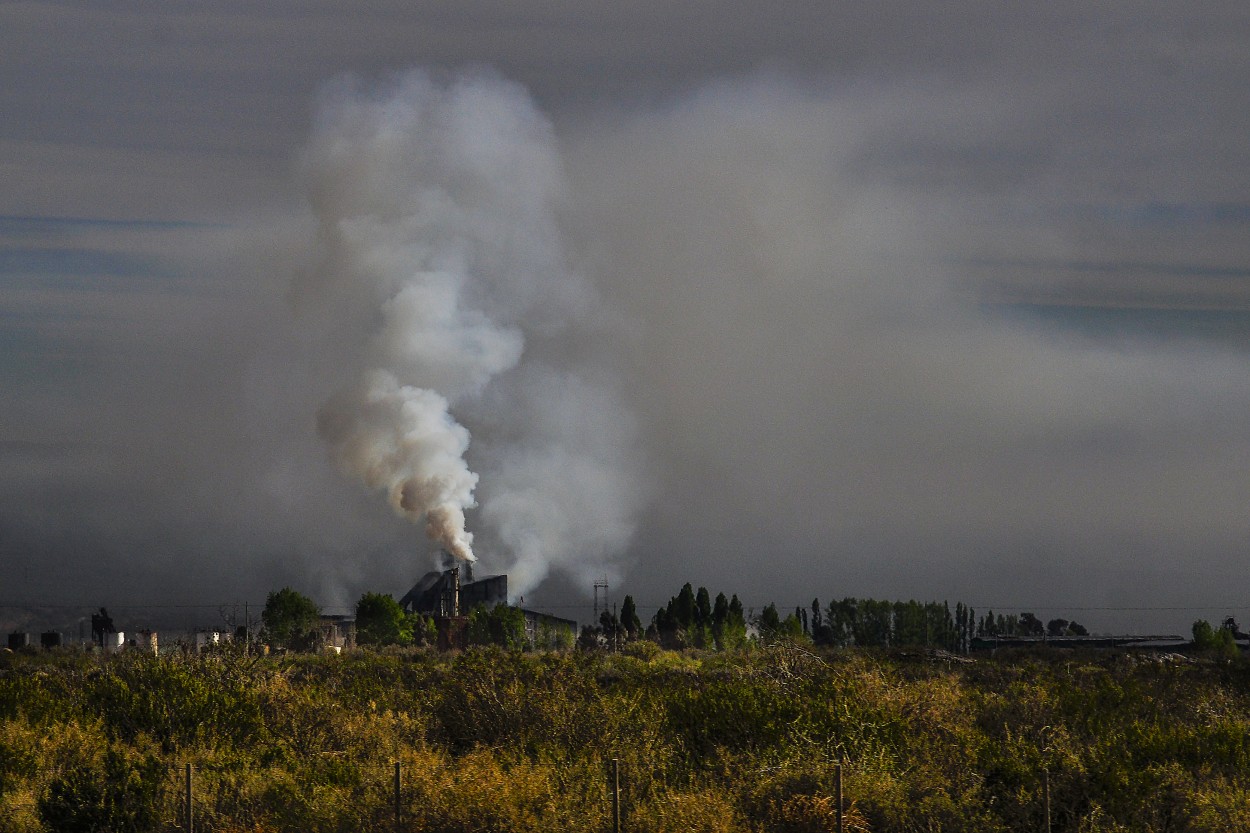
[
  {"x1": 37, "y1": 747, "x2": 165, "y2": 833},
  {"x1": 630, "y1": 789, "x2": 744, "y2": 833}
]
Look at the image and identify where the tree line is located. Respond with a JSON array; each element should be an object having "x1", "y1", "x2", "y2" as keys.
[
  {"x1": 259, "y1": 582, "x2": 1250, "y2": 657},
  {"x1": 582, "y1": 584, "x2": 1095, "y2": 654}
]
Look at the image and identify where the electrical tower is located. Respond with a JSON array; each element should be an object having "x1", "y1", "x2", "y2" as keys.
[{"x1": 593, "y1": 577, "x2": 609, "y2": 621}]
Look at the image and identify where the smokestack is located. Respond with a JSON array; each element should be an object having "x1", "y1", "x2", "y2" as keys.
[{"x1": 451, "y1": 565, "x2": 460, "y2": 618}]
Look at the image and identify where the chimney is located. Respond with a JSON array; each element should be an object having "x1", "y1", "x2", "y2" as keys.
[{"x1": 451, "y1": 565, "x2": 460, "y2": 617}]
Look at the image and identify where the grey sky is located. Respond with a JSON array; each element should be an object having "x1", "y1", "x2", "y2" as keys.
[{"x1": 3, "y1": 2, "x2": 1250, "y2": 635}]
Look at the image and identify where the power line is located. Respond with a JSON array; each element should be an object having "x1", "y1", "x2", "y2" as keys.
[
  {"x1": 2, "y1": 600, "x2": 1243, "y2": 614},
  {"x1": 0, "y1": 602, "x2": 266, "y2": 611}
]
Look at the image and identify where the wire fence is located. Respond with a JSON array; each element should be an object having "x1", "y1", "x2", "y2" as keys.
[{"x1": 9, "y1": 755, "x2": 1075, "y2": 833}]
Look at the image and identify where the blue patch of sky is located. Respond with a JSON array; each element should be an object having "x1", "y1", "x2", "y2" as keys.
[
  {"x1": 0, "y1": 246, "x2": 164, "y2": 280},
  {"x1": 963, "y1": 257, "x2": 1250, "y2": 280},
  {"x1": 986, "y1": 302, "x2": 1250, "y2": 346},
  {"x1": 0, "y1": 214, "x2": 220, "y2": 235},
  {"x1": 0, "y1": 326, "x2": 103, "y2": 386},
  {"x1": 1067, "y1": 202, "x2": 1250, "y2": 228},
  {"x1": 0, "y1": 217, "x2": 208, "y2": 385},
  {"x1": 0, "y1": 213, "x2": 218, "y2": 292}
]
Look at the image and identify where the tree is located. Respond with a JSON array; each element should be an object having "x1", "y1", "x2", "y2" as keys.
[
  {"x1": 690, "y1": 587, "x2": 713, "y2": 648},
  {"x1": 1193, "y1": 619, "x2": 1238, "y2": 660},
  {"x1": 355, "y1": 592, "x2": 413, "y2": 647},
  {"x1": 411, "y1": 613, "x2": 437, "y2": 647},
  {"x1": 827, "y1": 598, "x2": 858, "y2": 647},
  {"x1": 756, "y1": 603, "x2": 781, "y2": 640},
  {"x1": 620, "y1": 595, "x2": 642, "y2": 640},
  {"x1": 893, "y1": 601, "x2": 923, "y2": 646},
  {"x1": 1018, "y1": 612, "x2": 1044, "y2": 637},
  {"x1": 262, "y1": 587, "x2": 320, "y2": 651},
  {"x1": 536, "y1": 618, "x2": 575, "y2": 650},
  {"x1": 578, "y1": 624, "x2": 604, "y2": 651},
  {"x1": 695, "y1": 587, "x2": 712, "y2": 628},
  {"x1": 779, "y1": 611, "x2": 807, "y2": 642},
  {"x1": 467, "y1": 604, "x2": 528, "y2": 650},
  {"x1": 855, "y1": 599, "x2": 893, "y2": 647},
  {"x1": 674, "y1": 583, "x2": 696, "y2": 631},
  {"x1": 722, "y1": 594, "x2": 748, "y2": 650},
  {"x1": 1046, "y1": 618, "x2": 1070, "y2": 637},
  {"x1": 600, "y1": 609, "x2": 622, "y2": 648},
  {"x1": 650, "y1": 606, "x2": 678, "y2": 648}
]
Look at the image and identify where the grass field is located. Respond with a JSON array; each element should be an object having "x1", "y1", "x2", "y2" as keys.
[{"x1": 2, "y1": 642, "x2": 1249, "y2": 832}]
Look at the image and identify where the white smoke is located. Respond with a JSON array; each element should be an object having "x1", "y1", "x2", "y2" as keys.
[
  {"x1": 292, "y1": 69, "x2": 643, "y2": 588},
  {"x1": 315, "y1": 370, "x2": 481, "y2": 560}
]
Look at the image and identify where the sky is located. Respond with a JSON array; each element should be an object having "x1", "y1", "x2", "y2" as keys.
[{"x1": 3, "y1": 2, "x2": 1250, "y2": 636}]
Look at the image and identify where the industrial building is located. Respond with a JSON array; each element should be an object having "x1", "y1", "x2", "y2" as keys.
[{"x1": 399, "y1": 566, "x2": 576, "y2": 649}]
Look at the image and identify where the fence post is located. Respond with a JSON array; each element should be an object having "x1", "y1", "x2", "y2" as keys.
[
  {"x1": 835, "y1": 761, "x2": 843, "y2": 833},
  {"x1": 394, "y1": 761, "x2": 402, "y2": 832},
  {"x1": 1043, "y1": 769, "x2": 1051, "y2": 833},
  {"x1": 611, "y1": 757, "x2": 620, "y2": 833},
  {"x1": 185, "y1": 763, "x2": 193, "y2": 833}
]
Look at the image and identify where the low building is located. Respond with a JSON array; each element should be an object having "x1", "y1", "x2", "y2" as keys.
[
  {"x1": 131, "y1": 630, "x2": 159, "y2": 654},
  {"x1": 319, "y1": 614, "x2": 356, "y2": 651},
  {"x1": 522, "y1": 609, "x2": 578, "y2": 648}
]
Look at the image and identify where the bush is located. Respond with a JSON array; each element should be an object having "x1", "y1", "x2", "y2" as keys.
[{"x1": 37, "y1": 747, "x2": 165, "y2": 833}]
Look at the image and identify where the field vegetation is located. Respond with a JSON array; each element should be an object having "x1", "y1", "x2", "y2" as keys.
[{"x1": 3, "y1": 636, "x2": 1250, "y2": 832}]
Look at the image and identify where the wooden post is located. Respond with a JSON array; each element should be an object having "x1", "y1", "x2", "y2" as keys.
[
  {"x1": 1043, "y1": 769, "x2": 1051, "y2": 833},
  {"x1": 185, "y1": 763, "x2": 193, "y2": 833},
  {"x1": 394, "y1": 761, "x2": 402, "y2": 832},
  {"x1": 611, "y1": 758, "x2": 620, "y2": 833},
  {"x1": 835, "y1": 761, "x2": 843, "y2": 833}
]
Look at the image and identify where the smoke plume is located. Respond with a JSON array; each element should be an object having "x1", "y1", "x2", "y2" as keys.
[
  {"x1": 316, "y1": 371, "x2": 481, "y2": 560},
  {"x1": 293, "y1": 70, "x2": 642, "y2": 587}
]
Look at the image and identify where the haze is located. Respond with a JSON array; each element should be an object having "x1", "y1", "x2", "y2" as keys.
[{"x1": 3, "y1": 3, "x2": 1250, "y2": 635}]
